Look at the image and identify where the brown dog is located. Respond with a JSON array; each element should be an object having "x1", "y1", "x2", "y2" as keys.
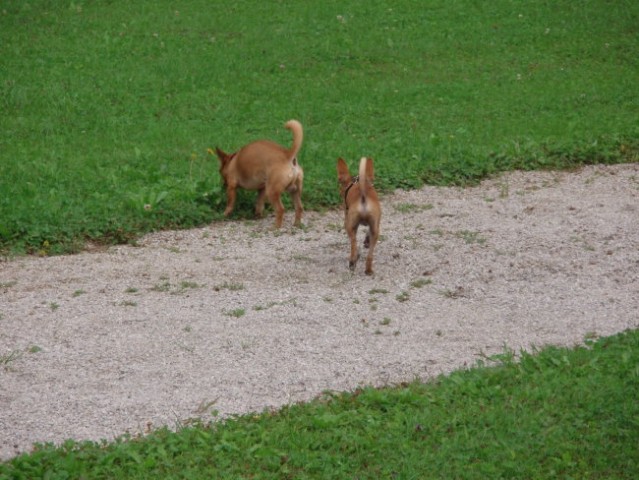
[
  {"x1": 337, "y1": 157, "x2": 382, "y2": 275},
  {"x1": 214, "y1": 120, "x2": 304, "y2": 228}
]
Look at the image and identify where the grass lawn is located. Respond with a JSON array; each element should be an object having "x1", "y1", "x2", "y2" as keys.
[
  {"x1": 2, "y1": 329, "x2": 638, "y2": 478},
  {"x1": 1, "y1": 0, "x2": 638, "y2": 254}
]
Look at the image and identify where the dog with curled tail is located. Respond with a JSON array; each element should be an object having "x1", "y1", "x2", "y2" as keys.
[{"x1": 214, "y1": 120, "x2": 304, "y2": 228}]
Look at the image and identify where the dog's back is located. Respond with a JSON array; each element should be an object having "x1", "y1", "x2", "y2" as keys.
[{"x1": 232, "y1": 121, "x2": 303, "y2": 189}]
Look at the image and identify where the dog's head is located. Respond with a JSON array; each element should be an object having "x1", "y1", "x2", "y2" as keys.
[{"x1": 214, "y1": 147, "x2": 236, "y2": 186}]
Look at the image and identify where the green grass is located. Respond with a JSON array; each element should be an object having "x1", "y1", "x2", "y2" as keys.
[
  {"x1": 2, "y1": 329, "x2": 638, "y2": 478},
  {"x1": 1, "y1": 0, "x2": 638, "y2": 254}
]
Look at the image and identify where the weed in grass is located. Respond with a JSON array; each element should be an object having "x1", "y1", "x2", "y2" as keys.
[
  {"x1": 179, "y1": 281, "x2": 200, "y2": 290},
  {"x1": 72, "y1": 289, "x2": 86, "y2": 297},
  {"x1": 49, "y1": 302, "x2": 59, "y2": 312},
  {"x1": 225, "y1": 308, "x2": 246, "y2": 318},
  {"x1": 393, "y1": 203, "x2": 434, "y2": 213},
  {"x1": 214, "y1": 281, "x2": 245, "y2": 292},
  {"x1": 29, "y1": 345, "x2": 42, "y2": 354},
  {"x1": 368, "y1": 288, "x2": 389, "y2": 295},
  {"x1": 0, "y1": 281, "x2": 17, "y2": 289},
  {"x1": 410, "y1": 278, "x2": 432, "y2": 289},
  {"x1": 253, "y1": 298, "x2": 297, "y2": 312},
  {"x1": 584, "y1": 331, "x2": 599, "y2": 342},
  {"x1": 455, "y1": 230, "x2": 487, "y2": 245},
  {"x1": 120, "y1": 300, "x2": 137, "y2": 307},
  {"x1": 291, "y1": 254, "x2": 316, "y2": 263},
  {"x1": 380, "y1": 317, "x2": 391, "y2": 326},
  {"x1": 441, "y1": 286, "x2": 466, "y2": 299},
  {"x1": 150, "y1": 281, "x2": 172, "y2": 293},
  {"x1": 1, "y1": 350, "x2": 23, "y2": 370},
  {"x1": 396, "y1": 291, "x2": 410, "y2": 302},
  {"x1": 125, "y1": 287, "x2": 139, "y2": 294}
]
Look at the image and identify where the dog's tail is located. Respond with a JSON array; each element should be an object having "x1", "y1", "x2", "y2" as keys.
[
  {"x1": 285, "y1": 119, "x2": 303, "y2": 163},
  {"x1": 358, "y1": 157, "x2": 374, "y2": 201}
]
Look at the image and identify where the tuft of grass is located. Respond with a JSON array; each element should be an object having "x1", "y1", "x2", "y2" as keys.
[
  {"x1": 2, "y1": 330, "x2": 638, "y2": 478},
  {"x1": 1, "y1": 350, "x2": 23, "y2": 370},
  {"x1": 410, "y1": 278, "x2": 432, "y2": 289},
  {"x1": 225, "y1": 308, "x2": 246, "y2": 318},
  {"x1": 150, "y1": 281, "x2": 172, "y2": 293},
  {"x1": 178, "y1": 281, "x2": 200, "y2": 290},
  {"x1": 393, "y1": 203, "x2": 434, "y2": 213},
  {"x1": 455, "y1": 230, "x2": 487, "y2": 245},
  {"x1": 368, "y1": 288, "x2": 389, "y2": 295},
  {"x1": 214, "y1": 281, "x2": 245, "y2": 292},
  {"x1": 396, "y1": 291, "x2": 410, "y2": 303},
  {"x1": 253, "y1": 298, "x2": 297, "y2": 312}
]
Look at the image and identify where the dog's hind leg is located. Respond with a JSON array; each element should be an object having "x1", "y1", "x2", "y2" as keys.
[
  {"x1": 290, "y1": 188, "x2": 303, "y2": 227},
  {"x1": 267, "y1": 190, "x2": 285, "y2": 228},
  {"x1": 255, "y1": 188, "x2": 266, "y2": 218},
  {"x1": 347, "y1": 224, "x2": 359, "y2": 271},
  {"x1": 364, "y1": 224, "x2": 379, "y2": 276}
]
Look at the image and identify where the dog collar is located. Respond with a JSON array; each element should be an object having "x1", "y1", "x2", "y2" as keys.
[{"x1": 344, "y1": 175, "x2": 359, "y2": 210}]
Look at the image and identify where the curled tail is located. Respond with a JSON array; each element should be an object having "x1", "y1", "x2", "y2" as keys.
[
  {"x1": 358, "y1": 157, "x2": 374, "y2": 201},
  {"x1": 285, "y1": 120, "x2": 303, "y2": 163}
]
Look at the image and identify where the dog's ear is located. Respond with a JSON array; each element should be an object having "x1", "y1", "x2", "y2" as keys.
[
  {"x1": 337, "y1": 157, "x2": 351, "y2": 183},
  {"x1": 215, "y1": 147, "x2": 230, "y2": 164},
  {"x1": 365, "y1": 157, "x2": 375, "y2": 182}
]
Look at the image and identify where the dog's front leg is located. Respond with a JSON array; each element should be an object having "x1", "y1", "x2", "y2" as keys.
[{"x1": 224, "y1": 185, "x2": 237, "y2": 217}]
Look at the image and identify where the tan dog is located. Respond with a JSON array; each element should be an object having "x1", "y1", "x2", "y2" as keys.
[
  {"x1": 214, "y1": 120, "x2": 304, "y2": 228},
  {"x1": 337, "y1": 157, "x2": 382, "y2": 275}
]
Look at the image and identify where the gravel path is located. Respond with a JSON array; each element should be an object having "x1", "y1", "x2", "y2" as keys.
[{"x1": 1, "y1": 163, "x2": 638, "y2": 460}]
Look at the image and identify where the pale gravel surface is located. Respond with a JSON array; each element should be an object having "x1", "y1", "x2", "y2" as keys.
[{"x1": 1, "y1": 163, "x2": 638, "y2": 460}]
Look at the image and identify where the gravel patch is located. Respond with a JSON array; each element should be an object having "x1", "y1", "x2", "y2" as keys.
[{"x1": 1, "y1": 163, "x2": 638, "y2": 460}]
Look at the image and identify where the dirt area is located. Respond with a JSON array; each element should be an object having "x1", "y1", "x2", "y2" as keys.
[{"x1": 1, "y1": 163, "x2": 638, "y2": 460}]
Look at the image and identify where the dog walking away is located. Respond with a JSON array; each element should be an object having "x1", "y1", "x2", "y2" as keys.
[
  {"x1": 337, "y1": 157, "x2": 382, "y2": 275},
  {"x1": 214, "y1": 120, "x2": 304, "y2": 228}
]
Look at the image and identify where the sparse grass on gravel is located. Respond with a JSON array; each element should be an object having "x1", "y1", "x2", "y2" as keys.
[
  {"x1": 1, "y1": 0, "x2": 638, "y2": 254},
  {"x1": 2, "y1": 329, "x2": 638, "y2": 478}
]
